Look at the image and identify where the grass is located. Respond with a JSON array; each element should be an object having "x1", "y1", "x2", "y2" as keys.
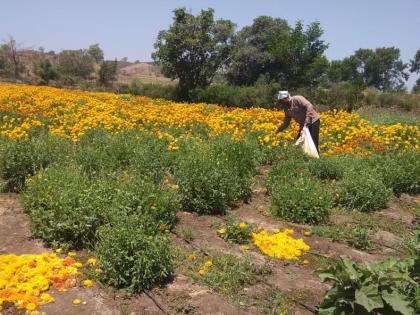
[
  {"x1": 357, "y1": 107, "x2": 420, "y2": 126},
  {"x1": 180, "y1": 226, "x2": 195, "y2": 242},
  {"x1": 176, "y1": 248, "x2": 271, "y2": 298},
  {"x1": 312, "y1": 203, "x2": 415, "y2": 251}
]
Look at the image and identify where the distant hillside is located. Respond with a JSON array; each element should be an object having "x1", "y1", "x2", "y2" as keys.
[
  {"x1": 117, "y1": 62, "x2": 174, "y2": 85},
  {"x1": 0, "y1": 49, "x2": 173, "y2": 85}
]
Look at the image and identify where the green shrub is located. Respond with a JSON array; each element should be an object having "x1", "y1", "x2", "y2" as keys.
[
  {"x1": 173, "y1": 138, "x2": 257, "y2": 215},
  {"x1": 270, "y1": 175, "x2": 332, "y2": 224},
  {"x1": 75, "y1": 130, "x2": 170, "y2": 182},
  {"x1": 96, "y1": 221, "x2": 173, "y2": 292},
  {"x1": 377, "y1": 152, "x2": 420, "y2": 195},
  {"x1": 22, "y1": 165, "x2": 180, "y2": 249},
  {"x1": 209, "y1": 135, "x2": 262, "y2": 178},
  {"x1": 189, "y1": 83, "x2": 280, "y2": 108},
  {"x1": 308, "y1": 157, "x2": 344, "y2": 180},
  {"x1": 319, "y1": 256, "x2": 419, "y2": 315},
  {"x1": 267, "y1": 146, "x2": 311, "y2": 193},
  {"x1": 117, "y1": 79, "x2": 178, "y2": 100},
  {"x1": 338, "y1": 170, "x2": 392, "y2": 212},
  {"x1": 0, "y1": 134, "x2": 71, "y2": 192}
]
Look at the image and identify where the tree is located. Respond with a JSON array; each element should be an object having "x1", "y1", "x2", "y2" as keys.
[
  {"x1": 33, "y1": 58, "x2": 59, "y2": 84},
  {"x1": 88, "y1": 43, "x2": 104, "y2": 63},
  {"x1": 226, "y1": 19, "x2": 329, "y2": 88},
  {"x1": 410, "y1": 49, "x2": 420, "y2": 93},
  {"x1": 57, "y1": 49, "x2": 95, "y2": 79},
  {"x1": 268, "y1": 21, "x2": 329, "y2": 88},
  {"x1": 98, "y1": 59, "x2": 118, "y2": 86},
  {"x1": 0, "y1": 53, "x2": 11, "y2": 76},
  {"x1": 152, "y1": 8, "x2": 235, "y2": 98},
  {"x1": 1, "y1": 36, "x2": 25, "y2": 79},
  {"x1": 226, "y1": 16, "x2": 290, "y2": 85},
  {"x1": 410, "y1": 49, "x2": 420, "y2": 74},
  {"x1": 328, "y1": 47, "x2": 409, "y2": 91}
]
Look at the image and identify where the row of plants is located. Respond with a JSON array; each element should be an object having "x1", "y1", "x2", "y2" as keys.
[
  {"x1": 0, "y1": 130, "x2": 262, "y2": 292},
  {"x1": 267, "y1": 146, "x2": 420, "y2": 225}
]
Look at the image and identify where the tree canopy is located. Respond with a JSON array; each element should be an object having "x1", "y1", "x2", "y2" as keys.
[
  {"x1": 152, "y1": 8, "x2": 235, "y2": 98},
  {"x1": 328, "y1": 47, "x2": 409, "y2": 91}
]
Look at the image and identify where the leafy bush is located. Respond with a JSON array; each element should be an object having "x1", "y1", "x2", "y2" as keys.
[
  {"x1": 0, "y1": 134, "x2": 71, "y2": 192},
  {"x1": 267, "y1": 146, "x2": 310, "y2": 190},
  {"x1": 338, "y1": 170, "x2": 392, "y2": 212},
  {"x1": 75, "y1": 130, "x2": 170, "y2": 182},
  {"x1": 173, "y1": 137, "x2": 258, "y2": 214},
  {"x1": 319, "y1": 256, "x2": 419, "y2": 315},
  {"x1": 371, "y1": 152, "x2": 420, "y2": 195},
  {"x1": 270, "y1": 175, "x2": 332, "y2": 224},
  {"x1": 117, "y1": 79, "x2": 178, "y2": 100},
  {"x1": 22, "y1": 165, "x2": 180, "y2": 249},
  {"x1": 217, "y1": 221, "x2": 256, "y2": 244},
  {"x1": 308, "y1": 157, "x2": 344, "y2": 180},
  {"x1": 96, "y1": 221, "x2": 173, "y2": 292},
  {"x1": 189, "y1": 83, "x2": 280, "y2": 108}
]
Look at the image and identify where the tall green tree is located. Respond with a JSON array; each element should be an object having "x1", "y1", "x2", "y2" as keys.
[
  {"x1": 226, "y1": 19, "x2": 329, "y2": 88},
  {"x1": 226, "y1": 16, "x2": 290, "y2": 85},
  {"x1": 268, "y1": 21, "x2": 329, "y2": 88},
  {"x1": 57, "y1": 49, "x2": 95, "y2": 79},
  {"x1": 410, "y1": 49, "x2": 420, "y2": 93},
  {"x1": 88, "y1": 43, "x2": 104, "y2": 63},
  {"x1": 152, "y1": 8, "x2": 235, "y2": 99},
  {"x1": 33, "y1": 58, "x2": 59, "y2": 84},
  {"x1": 98, "y1": 59, "x2": 118, "y2": 86},
  {"x1": 329, "y1": 47, "x2": 409, "y2": 91}
]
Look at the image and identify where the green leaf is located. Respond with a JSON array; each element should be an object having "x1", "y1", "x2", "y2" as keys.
[
  {"x1": 341, "y1": 257, "x2": 360, "y2": 281},
  {"x1": 382, "y1": 290, "x2": 414, "y2": 315},
  {"x1": 355, "y1": 284, "x2": 383, "y2": 312}
]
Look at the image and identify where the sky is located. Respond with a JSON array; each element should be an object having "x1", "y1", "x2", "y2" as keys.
[{"x1": 1, "y1": 0, "x2": 419, "y2": 88}]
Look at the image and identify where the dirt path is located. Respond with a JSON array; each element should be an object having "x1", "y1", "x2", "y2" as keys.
[{"x1": 0, "y1": 193, "x2": 250, "y2": 315}]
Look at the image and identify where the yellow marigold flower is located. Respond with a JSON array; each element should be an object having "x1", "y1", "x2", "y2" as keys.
[
  {"x1": 218, "y1": 228, "x2": 226, "y2": 234},
  {"x1": 187, "y1": 254, "x2": 196, "y2": 261},
  {"x1": 204, "y1": 260, "x2": 213, "y2": 268},
  {"x1": 73, "y1": 262, "x2": 83, "y2": 268},
  {"x1": 55, "y1": 248, "x2": 62, "y2": 254},
  {"x1": 303, "y1": 259, "x2": 310, "y2": 265},
  {"x1": 239, "y1": 222, "x2": 247, "y2": 229},
  {"x1": 198, "y1": 269, "x2": 205, "y2": 276},
  {"x1": 26, "y1": 302, "x2": 37, "y2": 311},
  {"x1": 240, "y1": 245, "x2": 250, "y2": 251},
  {"x1": 40, "y1": 293, "x2": 54, "y2": 304},
  {"x1": 83, "y1": 279, "x2": 94, "y2": 287},
  {"x1": 95, "y1": 268, "x2": 103, "y2": 273},
  {"x1": 87, "y1": 258, "x2": 97, "y2": 266},
  {"x1": 68, "y1": 251, "x2": 77, "y2": 257},
  {"x1": 284, "y1": 228, "x2": 294, "y2": 235},
  {"x1": 73, "y1": 299, "x2": 82, "y2": 305}
]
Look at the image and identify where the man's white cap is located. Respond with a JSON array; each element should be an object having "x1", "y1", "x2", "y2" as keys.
[{"x1": 277, "y1": 91, "x2": 290, "y2": 100}]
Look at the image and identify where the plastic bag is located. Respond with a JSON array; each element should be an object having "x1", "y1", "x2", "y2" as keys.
[{"x1": 295, "y1": 127, "x2": 319, "y2": 158}]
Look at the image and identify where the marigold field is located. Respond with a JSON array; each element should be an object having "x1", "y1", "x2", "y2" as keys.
[
  {"x1": 0, "y1": 83, "x2": 419, "y2": 314},
  {"x1": 0, "y1": 83, "x2": 419, "y2": 156}
]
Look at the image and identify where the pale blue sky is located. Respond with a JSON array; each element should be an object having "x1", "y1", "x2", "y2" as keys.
[{"x1": 1, "y1": 0, "x2": 419, "y2": 88}]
